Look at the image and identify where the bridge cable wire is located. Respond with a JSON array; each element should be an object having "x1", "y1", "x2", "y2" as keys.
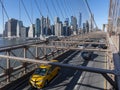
[
  {"x1": 21, "y1": 0, "x2": 33, "y2": 24},
  {"x1": 51, "y1": 0, "x2": 59, "y2": 17},
  {"x1": 0, "y1": 0, "x2": 9, "y2": 20},
  {"x1": 44, "y1": 0, "x2": 54, "y2": 23},
  {"x1": 84, "y1": 0, "x2": 98, "y2": 28},
  {"x1": 64, "y1": 0, "x2": 71, "y2": 17},
  {"x1": 19, "y1": 0, "x2": 21, "y2": 20},
  {"x1": 2, "y1": 0, "x2": 4, "y2": 32},
  {"x1": 56, "y1": 0, "x2": 65, "y2": 19},
  {"x1": 61, "y1": 0, "x2": 69, "y2": 18},
  {"x1": 31, "y1": 0, "x2": 33, "y2": 23},
  {"x1": 34, "y1": 0, "x2": 43, "y2": 17},
  {"x1": 69, "y1": 0, "x2": 75, "y2": 16}
]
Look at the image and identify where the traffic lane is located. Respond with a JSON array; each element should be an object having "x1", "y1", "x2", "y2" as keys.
[
  {"x1": 43, "y1": 51, "x2": 89, "y2": 90},
  {"x1": 24, "y1": 50, "x2": 84, "y2": 90},
  {"x1": 74, "y1": 52, "x2": 106, "y2": 90}
]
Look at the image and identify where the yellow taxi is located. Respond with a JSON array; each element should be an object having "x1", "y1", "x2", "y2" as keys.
[{"x1": 29, "y1": 60, "x2": 60, "y2": 89}]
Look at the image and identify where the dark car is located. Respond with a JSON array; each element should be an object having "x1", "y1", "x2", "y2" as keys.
[
  {"x1": 81, "y1": 51, "x2": 93, "y2": 60},
  {"x1": 91, "y1": 44, "x2": 99, "y2": 47},
  {"x1": 98, "y1": 44, "x2": 107, "y2": 49}
]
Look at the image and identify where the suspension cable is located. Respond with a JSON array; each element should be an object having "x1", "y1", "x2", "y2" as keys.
[
  {"x1": 61, "y1": 0, "x2": 68, "y2": 18},
  {"x1": 34, "y1": 0, "x2": 42, "y2": 17},
  {"x1": 51, "y1": 0, "x2": 59, "y2": 16},
  {"x1": 64, "y1": 0, "x2": 71, "y2": 17},
  {"x1": 19, "y1": 0, "x2": 21, "y2": 20},
  {"x1": 44, "y1": 0, "x2": 54, "y2": 23},
  {"x1": 84, "y1": 0, "x2": 98, "y2": 28},
  {"x1": 21, "y1": 0, "x2": 32, "y2": 24},
  {"x1": 56, "y1": 0, "x2": 65, "y2": 19},
  {"x1": 0, "y1": 0, "x2": 9, "y2": 20},
  {"x1": 68, "y1": 0, "x2": 74, "y2": 16},
  {"x1": 2, "y1": 0, "x2": 4, "y2": 32}
]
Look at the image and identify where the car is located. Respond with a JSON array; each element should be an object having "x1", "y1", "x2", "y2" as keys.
[
  {"x1": 98, "y1": 44, "x2": 107, "y2": 49},
  {"x1": 29, "y1": 60, "x2": 60, "y2": 89},
  {"x1": 81, "y1": 51, "x2": 93, "y2": 60},
  {"x1": 78, "y1": 45, "x2": 84, "y2": 49},
  {"x1": 91, "y1": 44, "x2": 98, "y2": 47}
]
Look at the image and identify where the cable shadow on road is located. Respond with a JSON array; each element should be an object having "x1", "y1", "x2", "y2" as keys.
[
  {"x1": 43, "y1": 50, "x2": 87, "y2": 90},
  {"x1": 77, "y1": 83, "x2": 105, "y2": 90}
]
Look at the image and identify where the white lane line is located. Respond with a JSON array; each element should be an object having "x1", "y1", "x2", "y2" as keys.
[{"x1": 73, "y1": 72, "x2": 86, "y2": 90}]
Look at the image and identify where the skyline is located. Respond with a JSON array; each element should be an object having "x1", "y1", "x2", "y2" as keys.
[{"x1": 0, "y1": 0, "x2": 109, "y2": 34}]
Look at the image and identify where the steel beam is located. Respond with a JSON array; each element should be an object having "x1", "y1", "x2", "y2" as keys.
[
  {"x1": 102, "y1": 73, "x2": 116, "y2": 89},
  {"x1": 113, "y1": 53, "x2": 120, "y2": 90},
  {"x1": 30, "y1": 45, "x2": 109, "y2": 52},
  {"x1": 0, "y1": 55, "x2": 114, "y2": 74},
  {"x1": 0, "y1": 41, "x2": 45, "y2": 52},
  {"x1": 51, "y1": 41, "x2": 107, "y2": 45}
]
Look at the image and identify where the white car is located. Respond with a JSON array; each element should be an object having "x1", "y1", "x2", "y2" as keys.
[{"x1": 78, "y1": 45, "x2": 84, "y2": 49}]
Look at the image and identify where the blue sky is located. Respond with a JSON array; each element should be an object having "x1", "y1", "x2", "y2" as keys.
[{"x1": 0, "y1": 0, "x2": 109, "y2": 34}]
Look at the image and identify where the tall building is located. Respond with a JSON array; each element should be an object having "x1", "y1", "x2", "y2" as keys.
[
  {"x1": 86, "y1": 20, "x2": 89, "y2": 33},
  {"x1": 21, "y1": 26, "x2": 27, "y2": 38},
  {"x1": 35, "y1": 18, "x2": 41, "y2": 37},
  {"x1": 3, "y1": 22, "x2": 8, "y2": 37},
  {"x1": 54, "y1": 17, "x2": 63, "y2": 36},
  {"x1": 83, "y1": 23, "x2": 86, "y2": 33},
  {"x1": 79, "y1": 12, "x2": 82, "y2": 28},
  {"x1": 55, "y1": 22, "x2": 63, "y2": 36},
  {"x1": 28, "y1": 24, "x2": 35, "y2": 38},
  {"x1": 17, "y1": 21, "x2": 23, "y2": 37},
  {"x1": 63, "y1": 18, "x2": 70, "y2": 36},
  {"x1": 41, "y1": 16, "x2": 45, "y2": 36},
  {"x1": 45, "y1": 16, "x2": 50, "y2": 36},
  {"x1": 51, "y1": 25, "x2": 55, "y2": 35},
  {"x1": 108, "y1": 0, "x2": 120, "y2": 34},
  {"x1": 70, "y1": 16, "x2": 77, "y2": 35},
  {"x1": 5, "y1": 18, "x2": 18, "y2": 37},
  {"x1": 55, "y1": 17, "x2": 60, "y2": 23}
]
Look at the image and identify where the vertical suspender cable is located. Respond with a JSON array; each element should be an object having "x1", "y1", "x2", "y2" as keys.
[
  {"x1": 2, "y1": 0, "x2": 4, "y2": 32},
  {"x1": 51, "y1": 0, "x2": 59, "y2": 17},
  {"x1": 64, "y1": 0, "x2": 71, "y2": 17},
  {"x1": 19, "y1": 0, "x2": 21, "y2": 20},
  {"x1": 0, "y1": 0, "x2": 9, "y2": 20},
  {"x1": 44, "y1": 0, "x2": 54, "y2": 23},
  {"x1": 34, "y1": 0, "x2": 43, "y2": 17},
  {"x1": 61, "y1": 0, "x2": 68, "y2": 18},
  {"x1": 84, "y1": 0, "x2": 98, "y2": 28},
  {"x1": 31, "y1": 0, "x2": 33, "y2": 23},
  {"x1": 56, "y1": 0, "x2": 65, "y2": 19},
  {"x1": 21, "y1": 0, "x2": 32, "y2": 24}
]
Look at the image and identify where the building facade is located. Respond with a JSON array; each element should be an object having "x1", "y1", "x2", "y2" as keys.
[
  {"x1": 35, "y1": 18, "x2": 41, "y2": 37},
  {"x1": 108, "y1": 0, "x2": 120, "y2": 34},
  {"x1": 5, "y1": 18, "x2": 18, "y2": 37}
]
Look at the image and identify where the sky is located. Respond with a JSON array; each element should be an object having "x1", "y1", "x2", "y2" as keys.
[{"x1": 0, "y1": 0, "x2": 109, "y2": 34}]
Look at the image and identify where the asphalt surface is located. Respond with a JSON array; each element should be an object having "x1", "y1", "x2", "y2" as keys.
[{"x1": 21, "y1": 49, "x2": 107, "y2": 90}]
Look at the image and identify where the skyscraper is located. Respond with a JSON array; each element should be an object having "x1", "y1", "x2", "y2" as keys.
[
  {"x1": 17, "y1": 21, "x2": 23, "y2": 37},
  {"x1": 28, "y1": 24, "x2": 35, "y2": 38},
  {"x1": 70, "y1": 16, "x2": 77, "y2": 35},
  {"x1": 5, "y1": 18, "x2": 18, "y2": 37},
  {"x1": 63, "y1": 18, "x2": 70, "y2": 36},
  {"x1": 55, "y1": 22, "x2": 63, "y2": 36},
  {"x1": 86, "y1": 20, "x2": 89, "y2": 33},
  {"x1": 35, "y1": 18, "x2": 41, "y2": 37},
  {"x1": 55, "y1": 17, "x2": 63, "y2": 36},
  {"x1": 41, "y1": 16, "x2": 45, "y2": 36},
  {"x1": 79, "y1": 12, "x2": 82, "y2": 28},
  {"x1": 45, "y1": 16, "x2": 50, "y2": 36}
]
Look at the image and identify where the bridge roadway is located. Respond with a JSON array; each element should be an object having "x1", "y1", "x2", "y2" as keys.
[{"x1": 20, "y1": 49, "x2": 107, "y2": 90}]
